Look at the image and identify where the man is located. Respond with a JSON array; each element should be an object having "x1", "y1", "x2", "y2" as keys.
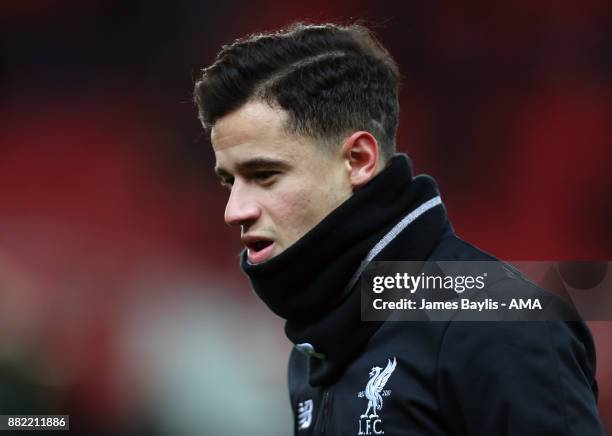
[{"x1": 194, "y1": 23, "x2": 603, "y2": 435}]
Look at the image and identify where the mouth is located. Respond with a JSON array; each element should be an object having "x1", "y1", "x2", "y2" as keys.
[{"x1": 243, "y1": 237, "x2": 275, "y2": 264}]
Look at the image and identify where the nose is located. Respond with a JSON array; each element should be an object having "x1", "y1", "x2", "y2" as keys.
[{"x1": 224, "y1": 182, "x2": 261, "y2": 227}]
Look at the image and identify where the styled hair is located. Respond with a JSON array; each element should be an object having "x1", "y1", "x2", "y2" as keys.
[{"x1": 193, "y1": 22, "x2": 400, "y2": 160}]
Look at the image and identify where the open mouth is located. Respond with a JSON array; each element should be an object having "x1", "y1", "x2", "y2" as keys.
[
  {"x1": 244, "y1": 238, "x2": 275, "y2": 264},
  {"x1": 250, "y1": 240, "x2": 273, "y2": 252}
]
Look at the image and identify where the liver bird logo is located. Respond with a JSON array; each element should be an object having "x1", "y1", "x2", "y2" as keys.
[{"x1": 360, "y1": 357, "x2": 397, "y2": 419}]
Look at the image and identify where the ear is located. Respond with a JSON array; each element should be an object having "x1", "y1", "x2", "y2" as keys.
[{"x1": 341, "y1": 131, "x2": 380, "y2": 188}]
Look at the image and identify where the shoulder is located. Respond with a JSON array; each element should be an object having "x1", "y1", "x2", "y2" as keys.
[{"x1": 428, "y1": 233, "x2": 498, "y2": 262}]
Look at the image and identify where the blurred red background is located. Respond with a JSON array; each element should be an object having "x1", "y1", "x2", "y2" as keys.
[{"x1": 1, "y1": 1, "x2": 610, "y2": 435}]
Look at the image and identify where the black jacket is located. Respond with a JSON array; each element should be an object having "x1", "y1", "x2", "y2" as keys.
[{"x1": 288, "y1": 234, "x2": 603, "y2": 435}]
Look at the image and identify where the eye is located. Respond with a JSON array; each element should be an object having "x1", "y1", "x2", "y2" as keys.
[
  {"x1": 219, "y1": 177, "x2": 234, "y2": 189},
  {"x1": 252, "y1": 171, "x2": 279, "y2": 184}
]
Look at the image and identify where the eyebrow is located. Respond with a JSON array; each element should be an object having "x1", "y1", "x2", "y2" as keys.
[{"x1": 214, "y1": 157, "x2": 290, "y2": 180}]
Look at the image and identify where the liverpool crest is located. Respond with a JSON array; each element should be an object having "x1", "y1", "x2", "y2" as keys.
[{"x1": 357, "y1": 357, "x2": 396, "y2": 435}]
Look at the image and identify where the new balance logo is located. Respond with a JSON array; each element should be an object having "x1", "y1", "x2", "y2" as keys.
[{"x1": 297, "y1": 399, "x2": 313, "y2": 430}]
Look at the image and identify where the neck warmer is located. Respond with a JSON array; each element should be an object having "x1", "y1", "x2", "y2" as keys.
[{"x1": 240, "y1": 154, "x2": 449, "y2": 386}]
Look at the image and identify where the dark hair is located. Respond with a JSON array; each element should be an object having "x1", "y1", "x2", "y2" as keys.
[{"x1": 193, "y1": 22, "x2": 400, "y2": 160}]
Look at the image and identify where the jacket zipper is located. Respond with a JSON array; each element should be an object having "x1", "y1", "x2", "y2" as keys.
[{"x1": 319, "y1": 390, "x2": 330, "y2": 434}]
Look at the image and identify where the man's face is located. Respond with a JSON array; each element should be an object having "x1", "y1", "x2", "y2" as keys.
[{"x1": 212, "y1": 101, "x2": 352, "y2": 264}]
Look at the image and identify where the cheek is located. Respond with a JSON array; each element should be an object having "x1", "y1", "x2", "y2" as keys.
[
  {"x1": 273, "y1": 184, "x2": 346, "y2": 237},
  {"x1": 268, "y1": 191, "x2": 321, "y2": 229},
  {"x1": 264, "y1": 165, "x2": 351, "y2": 244}
]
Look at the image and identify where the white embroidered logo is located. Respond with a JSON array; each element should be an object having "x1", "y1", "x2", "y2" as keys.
[
  {"x1": 297, "y1": 399, "x2": 314, "y2": 430},
  {"x1": 357, "y1": 357, "x2": 397, "y2": 435}
]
